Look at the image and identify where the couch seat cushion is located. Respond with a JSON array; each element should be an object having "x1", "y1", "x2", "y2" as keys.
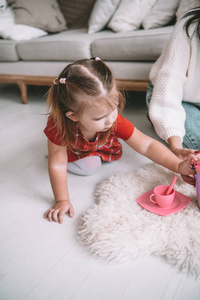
[
  {"x1": 16, "y1": 29, "x2": 119, "y2": 61},
  {"x1": 0, "y1": 39, "x2": 19, "y2": 61},
  {"x1": 17, "y1": 29, "x2": 91, "y2": 61},
  {"x1": 91, "y1": 26, "x2": 174, "y2": 61}
]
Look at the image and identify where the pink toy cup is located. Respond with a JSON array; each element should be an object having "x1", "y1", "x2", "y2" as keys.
[{"x1": 149, "y1": 185, "x2": 175, "y2": 209}]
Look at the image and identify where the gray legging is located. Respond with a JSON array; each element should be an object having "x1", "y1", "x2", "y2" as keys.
[
  {"x1": 67, "y1": 156, "x2": 102, "y2": 175},
  {"x1": 146, "y1": 82, "x2": 200, "y2": 150}
]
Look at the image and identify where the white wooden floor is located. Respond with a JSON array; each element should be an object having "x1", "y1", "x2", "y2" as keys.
[{"x1": 1, "y1": 84, "x2": 200, "y2": 300}]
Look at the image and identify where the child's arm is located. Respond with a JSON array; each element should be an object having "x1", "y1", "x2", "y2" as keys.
[
  {"x1": 125, "y1": 127, "x2": 198, "y2": 176},
  {"x1": 44, "y1": 139, "x2": 74, "y2": 224}
]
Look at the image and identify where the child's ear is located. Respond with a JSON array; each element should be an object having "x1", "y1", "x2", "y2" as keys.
[{"x1": 65, "y1": 111, "x2": 79, "y2": 122}]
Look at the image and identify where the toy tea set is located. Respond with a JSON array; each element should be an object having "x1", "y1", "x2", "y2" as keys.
[{"x1": 136, "y1": 161, "x2": 200, "y2": 216}]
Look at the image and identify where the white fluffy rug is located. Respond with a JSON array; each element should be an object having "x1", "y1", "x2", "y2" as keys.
[{"x1": 78, "y1": 164, "x2": 200, "y2": 276}]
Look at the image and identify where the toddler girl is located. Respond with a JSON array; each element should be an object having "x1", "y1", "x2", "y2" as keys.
[{"x1": 44, "y1": 58, "x2": 198, "y2": 224}]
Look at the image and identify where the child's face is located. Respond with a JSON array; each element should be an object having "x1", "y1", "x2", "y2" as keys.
[
  {"x1": 66, "y1": 86, "x2": 119, "y2": 136},
  {"x1": 77, "y1": 104, "x2": 118, "y2": 134}
]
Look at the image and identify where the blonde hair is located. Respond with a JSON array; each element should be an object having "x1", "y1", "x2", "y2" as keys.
[{"x1": 47, "y1": 58, "x2": 125, "y2": 146}]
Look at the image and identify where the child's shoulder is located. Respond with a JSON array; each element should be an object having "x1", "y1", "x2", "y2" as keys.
[
  {"x1": 116, "y1": 113, "x2": 128, "y2": 123},
  {"x1": 44, "y1": 116, "x2": 63, "y2": 146},
  {"x1": 115, "y1": 114, "x2": 134, "y2": 140}
]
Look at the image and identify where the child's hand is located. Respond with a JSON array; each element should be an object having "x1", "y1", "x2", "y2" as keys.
[{"x1": 44, "y1": 200, "x2": 74, "y2": 224}]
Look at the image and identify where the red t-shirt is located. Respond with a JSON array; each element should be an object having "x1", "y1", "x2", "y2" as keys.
[{"x1": 44, "y1": 114, "x2": 134, "y2": 162}]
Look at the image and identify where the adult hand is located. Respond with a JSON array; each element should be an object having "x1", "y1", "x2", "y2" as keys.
[
  {"x1": 167, "y1": 136, "x2": 196, "y2": 160},
  {"x1": 178, "y1": 153, "x2": 199, "y2": 177},
  {"x1": 44, "y1": 200, "x2": 74, "y2": 224},
  {"x1": 172, "y1": 147, "x2": 195, "y2": 160}
]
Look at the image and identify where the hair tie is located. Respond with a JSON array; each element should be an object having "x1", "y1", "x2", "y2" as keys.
[
  {"x1": 59, "y1": 78, "x2": 66, "y2": 84},
  {"x1": 95, "y1": 57, "x2": 101, "y2": 61},
  {"x1": 53, "y1": 78, "x2": 59, "y2": 85},
  {"x1": 53, "y1": 77, "x2": 66, "y2": 85}
]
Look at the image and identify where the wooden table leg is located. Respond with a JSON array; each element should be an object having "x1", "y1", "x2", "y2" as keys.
[{"x1": 17, "y1": 80, "x2": 27, "y2": 104}]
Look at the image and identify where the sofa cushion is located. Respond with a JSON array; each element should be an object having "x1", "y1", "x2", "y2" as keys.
[
  {"x1": 142, "y1": 0, "x2": 180, "y2": 29},
  {"x1": 88, "y1": 0, "x2": 120, "y2": 34},
  {"x1": 0, "y1": 4, "x2": 48, "y2": 41},
  {"x1": 58, "y1": 0, "x2": 95, "y2": 28},
  {"x1": 16, "y1": 29, "x2": 91, "y2": 61},
  {"x1": 108, "y1": 0, "x2": 157, "y2": 32},
  {"x1": 91, "y1": 26, "x2": 174, "y2": 61},
  {"x1": 15, "y1": 26, "x2": 174, "y2": 62},
  {"x1": 0, "y1": 39, "x2": 19, "y2": 61},
  {"x1": 16, "y1": 28, "x2": 123, "y2": 62},
  {"x1": 7, "y1": 0, "x2": 67, "y2": 33}
]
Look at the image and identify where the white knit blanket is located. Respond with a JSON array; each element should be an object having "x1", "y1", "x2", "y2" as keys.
[{"x1": 78, "y1": 164, "x2": 200, "y2": 277}]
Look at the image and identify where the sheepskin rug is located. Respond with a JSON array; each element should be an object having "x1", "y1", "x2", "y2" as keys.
[{"x1": 78, "y1": 163, "x2": 200, "y2": 276}]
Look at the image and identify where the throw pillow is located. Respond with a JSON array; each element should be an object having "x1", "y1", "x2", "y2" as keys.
[
  {"x1": 0, "y1": 1, "x2": 47, "y2": 41},
  {"x1": 0, "y1": 0, "x2": 13, "y2": 31},
  {"x1": 142, "y1": 0, "x2": 180, "y2": 30},
  {"x1": 176, "y1": 0, "x2": 200, "y2": 20},
  {"x1": 7, "y1": 0, "x2": 67, "y2": 33},
  {"x1": 108, "y1": 0, "x2": 157, "y2": 33},
  {"x1": 88, "y1": 0, "x2": 121, "y2": 34},
  {"x1": 0, "y1": 0, "x2": 7, "y2": 12},
  {"x1": 58, "y1": 0, "x2": 95, "y2": 29},
  {"x1": 1, "y1": 24, "x2": 48, "y2": 41}
]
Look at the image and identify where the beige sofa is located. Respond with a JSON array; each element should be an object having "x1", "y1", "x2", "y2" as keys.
[{"x1": 0, "y1": 0, "x2": 181, "y2": 103}]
